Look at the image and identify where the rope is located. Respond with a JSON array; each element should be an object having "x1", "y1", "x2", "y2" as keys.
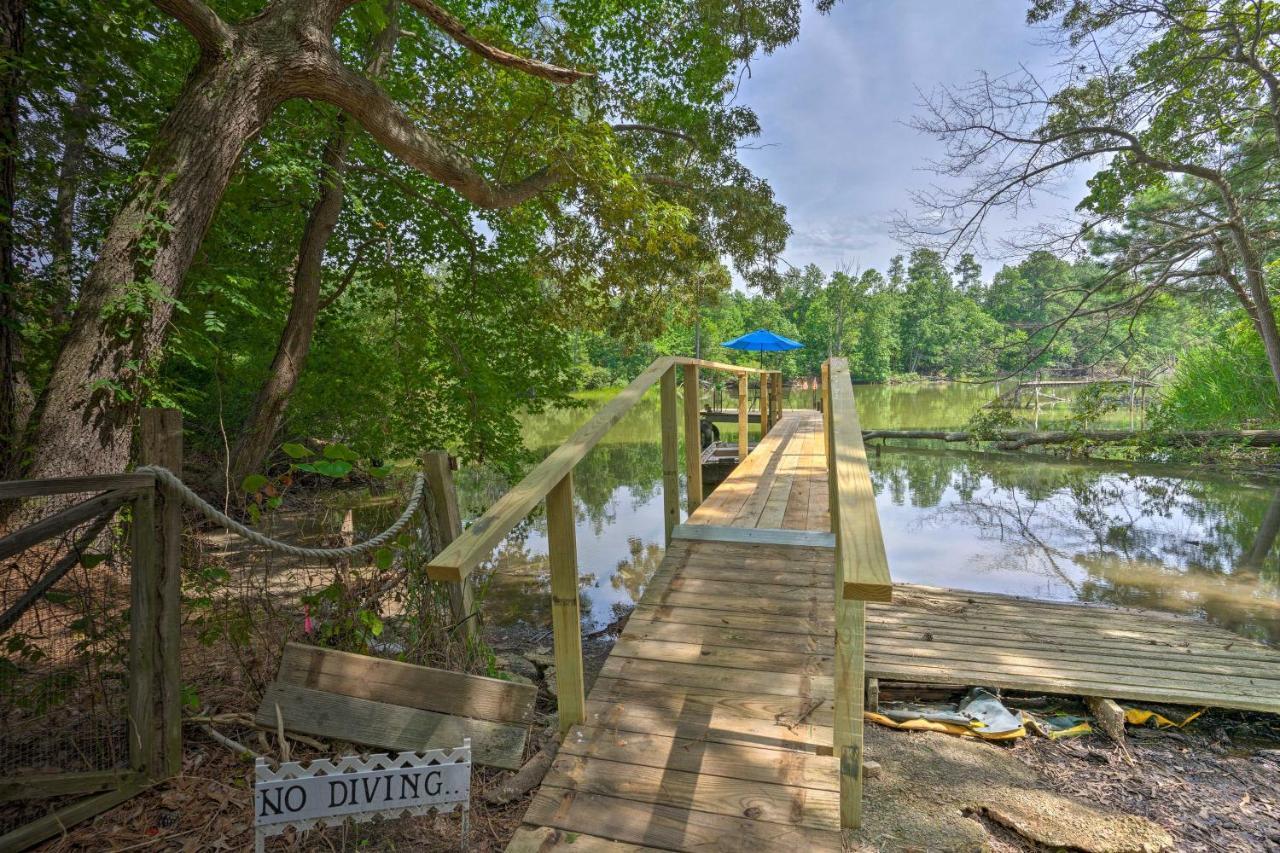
[{"x1": 137, "y1": 465, "x2": 426, "y2": 559}]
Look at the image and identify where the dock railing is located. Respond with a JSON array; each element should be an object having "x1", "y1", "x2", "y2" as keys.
[
  {"x1": 821, "y1": 357, "x2": 893, "y2": 829},
  {"x1": 426, "y1": 357, "x2": 782, "y2": 734}
]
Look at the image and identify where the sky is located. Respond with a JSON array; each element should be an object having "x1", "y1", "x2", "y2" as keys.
[{"x1": 734, "y1": 0, "x2": 1096, "y2": 283}]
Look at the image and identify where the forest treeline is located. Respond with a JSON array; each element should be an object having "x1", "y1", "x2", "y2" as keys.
[{"x1": 572, "y1": 246, "x2": 1213, "y2": 388}]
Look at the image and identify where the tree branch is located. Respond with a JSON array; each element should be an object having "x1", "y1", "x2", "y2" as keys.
[
  {"x1": 152, "y1": 0, "x2": 233, "y2": 56},
  {"x1": 612, "y1": 123, "x2": 694, "y2": 143},
  {"x1": 301, "y1": 53, "x2": 562, "y2": 209},
  {"x1": 401, "y1": 0, "x2": 591, "y2": 84}
]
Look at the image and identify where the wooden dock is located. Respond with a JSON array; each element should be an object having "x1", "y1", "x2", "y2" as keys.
[{"x1": 507, "y1": 408, "x2": 1280, "y2": 852}]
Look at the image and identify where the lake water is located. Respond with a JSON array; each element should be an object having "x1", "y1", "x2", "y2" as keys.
[{"x1": 397, "y1": 382, "x2": 1280, "y2": 646}]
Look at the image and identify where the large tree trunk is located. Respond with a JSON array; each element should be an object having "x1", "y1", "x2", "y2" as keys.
[
  {"x1": 0, "y1": 0, "x2": 28, "y2": 478},
  {"x1": 226, "y1": 117, "x2": 355, "y2": 487},
  {"x1": 27, "y1": 50, "x2": 280, "y2": 478}
]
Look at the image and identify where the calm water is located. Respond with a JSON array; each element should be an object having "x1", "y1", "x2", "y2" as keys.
[{"x1": 360, "y1": 383, "x2": 1280, "y2": 645}]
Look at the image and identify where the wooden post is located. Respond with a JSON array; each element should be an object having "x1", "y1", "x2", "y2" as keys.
[
  {"x1": 682, "y1": 363, "x2": 703, "y2": 514},
  {"x1": 759, "y1": 372, "x2": 770, "y2": 438},
  {"x1": 127, "y1": 480, "x2": 158, "y2": 778},
  {"x1": 661, "y1": 367, "x2": 680, "y2": 544},
  {"x1": 737, "y1": 372, "x2": 749, "y2": 460},
  {"x1": 140, "y1": 409, "x2": 183, "y2": 779},
  {"x1": 546, "y1": 472, "x2": 585, "y2": 733},
  {"x1": 422, "y1": 451, "x2": 476, "y2": 645},
  {"x1": 774, "y1": 373, "x2": 783, "y2": 426},
  {"x1": 822, "y1": 363, "x2": 866, "y2": 829}
]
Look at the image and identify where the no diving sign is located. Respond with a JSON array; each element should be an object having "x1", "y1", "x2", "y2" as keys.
[{"x1": 254, "y1": 741, "x2": 471, "y2": 850}]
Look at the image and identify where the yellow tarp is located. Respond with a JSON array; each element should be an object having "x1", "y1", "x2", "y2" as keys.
[{"x1": 865, "y1": 711, "x2": 1026, "y2": 740}]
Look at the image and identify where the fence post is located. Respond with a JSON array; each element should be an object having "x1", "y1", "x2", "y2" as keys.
[
  {"x1": 422, "y1": 451, "x2": 476, "y2": 646},
  {"x1": 660, "y1": 367, "x2": 679, "y2": 544},
  {"x1": 546, "y1": 472, "x2": 585, "y2": 733},
  {"x1": 737, "y1": 372, "x2": 749, "y2": 460},
  {"x1": 140, "y1": 409, "x2": 184, "y2": 779},
  {"x1": 682, "y1": 363, "x2": 703, "y2": 514},
  {"x1": 127, "y1": 472, "x2": 159, "y2": 778}
]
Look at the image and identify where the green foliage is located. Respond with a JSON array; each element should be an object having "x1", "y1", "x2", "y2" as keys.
[{"x1": 1155, "y1": 322, "x2": 1280, "y2": 428}]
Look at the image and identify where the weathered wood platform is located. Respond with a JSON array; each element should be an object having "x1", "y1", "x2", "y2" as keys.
[{"x1": 509, "y1": 410, "x2": 1280, "y2": 852}]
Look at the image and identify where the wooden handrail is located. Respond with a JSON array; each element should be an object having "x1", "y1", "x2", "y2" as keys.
[
  {"x1": 426, "y1": 356, "x2": 779, "y2": 582},
  {"x1": 825, "y1": 358, "x2": 892, "y2": 603}
]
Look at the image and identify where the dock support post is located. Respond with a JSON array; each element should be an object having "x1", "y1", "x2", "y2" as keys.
[
  {"x1": 661, "y1": 367, "x2": 680, "y2": 544},
  {"x1": 737, "y1": 372, "x2": 749, "y2": 460},
  {"x1": 683, "y1": 363, "x2": 703, "y2": 514},
  {"x1": 547, "y1": 472, "x2": 585, "y2": 734},
  {"x1": 423, "y1": 451, "x2": 477, "y2": 646},
  {"x1": 759, "y1": 372, "x2": 770, "y2": 438}
]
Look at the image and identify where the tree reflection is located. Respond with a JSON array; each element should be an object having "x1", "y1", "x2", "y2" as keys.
[{"x1": 870, "y1": 447, "x2": 1280, "y2": 644}]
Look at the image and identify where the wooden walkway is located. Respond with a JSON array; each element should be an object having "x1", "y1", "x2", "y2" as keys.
[{"x1": 508, "y1": 410, "x2": 1280, "y2": 852}]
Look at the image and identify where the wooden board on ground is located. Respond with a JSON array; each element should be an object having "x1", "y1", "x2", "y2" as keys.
[
  {"x1": 256, "y1": 683, "x2": 527, "y2": 769},
  {"x1": 277, "y1": 642, "x2": 536, "y2": 724}
]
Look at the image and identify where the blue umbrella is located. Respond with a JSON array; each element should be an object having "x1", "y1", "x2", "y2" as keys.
[{"x1": 722, "y1": 328, "x2": 803, "y2": 369}]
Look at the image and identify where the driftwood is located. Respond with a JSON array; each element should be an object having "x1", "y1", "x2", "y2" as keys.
[
  {"x1": 484, "y1": 740, "x2": 559, "y2": 805},
  {"x1": 861, "y1": 428, "x2": 1280, "y2": 450}
]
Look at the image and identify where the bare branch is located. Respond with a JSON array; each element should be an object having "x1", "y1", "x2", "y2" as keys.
[
  {"x1": 612, "y1": 123, "x2": 694, "y2": 143},
  {"x1": 401, "y1": 0, "x2": 591, "y2": 84},
  {"x1": 152, "y1": 0, "x2": 233, "y2": 55}
]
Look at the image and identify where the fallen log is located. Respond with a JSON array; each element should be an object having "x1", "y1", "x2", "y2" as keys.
[{"x1": 861, "y1": 428, "x2": 1280, "y2": 450}]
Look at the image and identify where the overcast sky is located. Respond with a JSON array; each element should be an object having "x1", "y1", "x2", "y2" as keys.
[{"x1": 735, "y1": 0, "x2": 1095, "y2": 283}]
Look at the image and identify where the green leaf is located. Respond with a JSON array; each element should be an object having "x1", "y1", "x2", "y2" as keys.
[
  {"x1": 374, "y1": 547, "x2": 394, "y2": 570},
  {"x1": 79, "y1": 553, "x2": 108, "y2": 569},
  {"x1": 293, "y1": 460, "x2": 350, "y2": 476},
  {"x1": 241, "y1": 473, "x2": 268, "y2": 493},
  {"x1": 368, "y1": 465, "x2": 392, "y2": 479},
  {"x1": 281, "y1": 442, "x2": 310, "y2": 459},
  {"x1": 323, "y1": 443, "x2": 360, "y2": 462}
]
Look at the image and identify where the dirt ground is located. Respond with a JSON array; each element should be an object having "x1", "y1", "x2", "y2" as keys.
[{"x1": 24, "y1": 618, "x2": 1280, "y2": 853}]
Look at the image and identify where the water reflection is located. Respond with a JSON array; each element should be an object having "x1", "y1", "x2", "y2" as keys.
[
  {"x1": 872, "y1": 447, "x2": 1280, "y2": 644},
  {"x1": 377, "y1": 383, "x2": 1280, "y2": 646}
]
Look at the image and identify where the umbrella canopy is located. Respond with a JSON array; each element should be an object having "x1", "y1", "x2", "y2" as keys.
[{"x1": 721, "y1": 328, "x2": 803, "y2": 352}]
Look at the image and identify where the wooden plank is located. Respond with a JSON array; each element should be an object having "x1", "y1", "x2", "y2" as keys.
[
  {"x1": 524, "y1": 788, "x2": 842, "y2": 853},
  {"x1": 683, "y1": 363, "x2": 703, "y2": 513},
  {"x1": 738, "y1": 372, "x2": 749, "y2": 459},
  {"x1": 560, "y1": 726, "x2": 839, "y2": 791},
  {"x1": 0, "y1": 769, "x2": 144, "y2": 803},
  {"x1": 624, "y1": 613, "x2": 831, "y2": 655},
  {"x1": 631, "y1": 603, "x2": 830, "y2": 638},
  {"x1": 141, "y1": 408, "x2": 183, "y2": 779},
  {"x1": 428, "y1": 357, "x2": 675, "y2": 581},
  {"x1": 548, "y1": 472, "x2": 586, "y2": 733},
  {"x1": 672, "y1": 357, "x2": 777, "y2": 377},
  {"x1": 589, "y1": 677, "x2": 834, "y2": 742},
  {"x1": 671, "y1": 523, "x2": 834, "y2": 548},
  {"x1": 507, "y1": 826, "x2": 668, "y2": 852},
  {"x1": 256, "y1": 683, "x2": 527, "y2": 769},
  {"x1": 611, "y1": 636, "x2": 830, "y2": 677},
  {"x1": 277, "y1": 643, "x2": 536, "y2": 724},
  {"x1": 825, "y1": 358, "x2": 892, "y2": 603},
  {"x1": 661, "y1": 366, "x2": 680, "y2": 545},
  {"x1": 599, "y1": 654, "x2": 833, "y2": 699},
  {"x1": 0, "y1": 487, "x2": 134, "y2": 561},
  {"x1": 0, "y1": 472, "x2": 153, "y2": 500},
  {"x1": 542, "y1": 753, "x2": 841, "y2": 831},
  {"x1": 0, "y1": 779, "x2": 146, "y2": 852}
]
